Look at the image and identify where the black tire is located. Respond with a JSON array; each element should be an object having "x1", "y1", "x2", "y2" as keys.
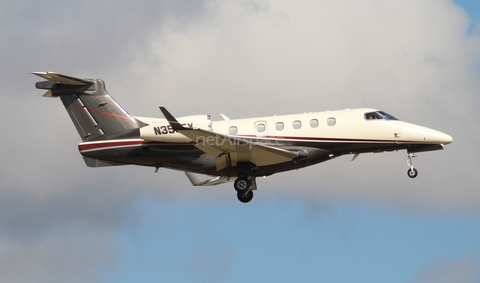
[
  {"x1": 407, "y1": 168, "x2": 418, "y2": 178},
  {"x1": 237, "y1": 190, "x2": 254, "y2": 203},
  {"x1": 234, "y1": 176, "x2": 250, "y2": 192}
]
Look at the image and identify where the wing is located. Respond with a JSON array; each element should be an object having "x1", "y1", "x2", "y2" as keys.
[{"x1": 160, "y1": 107, "x2": 299, "y2": 171}]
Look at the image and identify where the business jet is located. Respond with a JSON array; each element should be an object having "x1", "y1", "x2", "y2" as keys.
[{"x1": 33, "y1": 72, "x2": 453, "y2": 203}]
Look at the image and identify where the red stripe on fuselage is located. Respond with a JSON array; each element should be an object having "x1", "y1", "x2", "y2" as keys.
[
  {"x1": 235, "y1": 134, "x2": 401, "y2": 143},
  {"x1": 79, "y1": 140, "x2": 143, "y2": 151},
  {"x1": 78, "y1": 140, "x2": 196, "y2": 152}
]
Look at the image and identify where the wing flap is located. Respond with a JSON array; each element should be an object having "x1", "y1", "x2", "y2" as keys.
[{"x1": 185, "y1": 172, "x2": 236, "y2": 186}]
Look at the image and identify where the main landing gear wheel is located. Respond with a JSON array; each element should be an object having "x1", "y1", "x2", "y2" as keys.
[
  {"x1": 234, "y1": 176, "x2": 250, "y2": 192},
  {"x1": 234, "y1": 176, "x2": 256, "y2": 203},
  {"x1": 406, "y1": 153, "x2": 418, "y2": 178},
  {"x1": 237, "y1": 190, "x2": 254, "y2": 203}
]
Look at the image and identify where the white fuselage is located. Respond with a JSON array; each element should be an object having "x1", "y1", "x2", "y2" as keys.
[
  {"x1": 138, "y1": 108, "x2": 452, "y2": 148},
  {"x1": 79, "y1": 107, "x2": 452, "y2": 180}
]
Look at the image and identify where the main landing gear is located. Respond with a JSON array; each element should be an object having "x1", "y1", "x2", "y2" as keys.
[
  {"x1": 407, "y1": 153, "x2": 418, "y2": 178},
  {"x1": 234, "y1": 175, "x2": 256, "y2": 203}
]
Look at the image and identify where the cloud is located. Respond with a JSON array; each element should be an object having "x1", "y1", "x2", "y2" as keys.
[
  {"x1": 187, "y1": 245, "x2": 234, "y2": 283},
  {"x1": 118, "y1": 0, "x2": 480, "y2": 211},
  {"x1": 131, "y1": 0, "x2": 477, "y2": 113},
  {"x1": 1, "y1": 0, "x2": 480, "y2": 281},
  {"x1": 0, "y1": 227, "x2": 117, "y2": 283},
  {"x1": 414, "y1": 253, "x2": 480, "y2": 283}
]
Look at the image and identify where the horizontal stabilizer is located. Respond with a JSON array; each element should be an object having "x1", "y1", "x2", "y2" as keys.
[
  {"x1": 32, "y1": 72, "x2": 93, "y2": 86},
  {"x1": 185, "y1": 172, "x2": 236, "y2": 186},
  {"x1": 33, "y1": 72, "x2": 95, "y2": 98}
]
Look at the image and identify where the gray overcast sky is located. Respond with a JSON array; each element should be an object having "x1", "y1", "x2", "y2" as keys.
[{"x1": 1, "y1": 0, "x2": 480, "y2": 282}]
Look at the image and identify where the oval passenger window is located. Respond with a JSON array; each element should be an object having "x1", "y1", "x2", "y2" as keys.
[
  {"x1": 257, "y1": 123, "x2": 265, "y2": 132},
  {"x1": 229, "y1": 126, "x2": 238, "y2": 135},
  {"x1": 327, "y1": 117, "x2": 336, "y2": 126},
  {"x1": 293, "y1": 120, "x2": 301, "y2": 129},
  {"x1": 276, "y1": 122, "x2": 284, "y2": 131}
]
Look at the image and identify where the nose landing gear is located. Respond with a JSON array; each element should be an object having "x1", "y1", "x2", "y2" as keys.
[{"x1": 407, "y1": 153, "x2": 418, "y2": 178}]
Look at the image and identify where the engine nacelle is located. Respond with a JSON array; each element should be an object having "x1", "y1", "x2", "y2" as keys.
[{"x1": 140, "y1": 115, "x2": 212, "y2": 143}]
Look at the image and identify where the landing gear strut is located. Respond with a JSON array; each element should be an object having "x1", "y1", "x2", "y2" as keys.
[
  {"x1": 407, "y1": 153, "x2": 418, "y2": 178},
  {"x1": 234, "y1": 175, "x2": 256, "y2": 203}
]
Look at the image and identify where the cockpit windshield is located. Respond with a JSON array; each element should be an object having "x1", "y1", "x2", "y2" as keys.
[{"x1": 364, "y1": 111, "x2": 399, "y2": 121}]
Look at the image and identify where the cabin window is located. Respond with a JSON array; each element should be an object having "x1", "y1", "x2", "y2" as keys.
[
  {"x1": 276, "y1": 122, "x2": 284, "y2": 131},
  {"x1": 327, "y1": 117, "x2": 336, "y2": 126},
  {"x1": 293, "y1": 120, "x2": 302, "y2": 129},
  {"x1": 256, "y1": 123, "x2": 266, "y2": 133},
  {"x1": 229, "y1": 126, "x2": 238, "y2": 135},
  {"x1": 310, "y1": 119, "x2": 319, "y2": 128}
]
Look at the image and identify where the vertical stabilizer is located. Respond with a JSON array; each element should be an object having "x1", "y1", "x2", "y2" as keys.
[{"x1": 33, "y1": 72, "x2": 145, "y2": 141}]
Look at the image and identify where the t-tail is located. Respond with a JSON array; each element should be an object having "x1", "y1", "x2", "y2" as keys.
[{"x1": 33, "y1": 72, "x2": 146, "y2": 141}]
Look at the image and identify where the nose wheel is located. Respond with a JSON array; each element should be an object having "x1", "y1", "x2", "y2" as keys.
[
  {"x1": 407, "y1": 167, "x2": 418, "y2": 178},
  {"x1": 407, "y1": 153, "x2": 418, "y2": 178}
]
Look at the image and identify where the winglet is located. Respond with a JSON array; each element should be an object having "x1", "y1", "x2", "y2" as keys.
[{"x1": 159, "y1": 107, "x2": 189, "y2": 131}]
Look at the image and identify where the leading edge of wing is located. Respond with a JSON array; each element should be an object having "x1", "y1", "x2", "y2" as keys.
[{"x1": 159, "y1": 107, "x2": 299, "y2": 166}]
